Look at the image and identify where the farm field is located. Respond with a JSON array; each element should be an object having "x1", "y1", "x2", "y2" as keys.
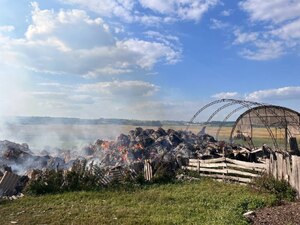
[{"x1": 0, "y1": 179, "x2": 276, "y2": 225}]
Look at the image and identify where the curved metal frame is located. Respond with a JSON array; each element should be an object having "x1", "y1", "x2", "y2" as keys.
[
  {"x1": 216, "y1": 105, "x2": 249, "y2": 140},
  {"x1": 230, "y1": 105, "x2": 300, "y2": 148},
  {"x1": 187, "y1": 99, "x2": 300, "y2": 150}
]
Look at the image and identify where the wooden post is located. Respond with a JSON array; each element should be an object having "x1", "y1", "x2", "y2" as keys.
[
  {"x1": 277, "y1": 153, "x2": 283, "y2": 180},
  {"x1": 266, "y1": 158, "x2": 270, "y2": 174},
  {"x1": 271, "y1": 154, "x2": 278, "y2": 179},
  {"x1": 286, "y1": 156, "x2": 291, "y2": 183},
  {"x1": 297, "y1": 157, "x2": 300, "y2": 196},
  {"x1": 282, "y1": 155, "x2": 287, "y2": 182},
  {"x1": 291, "y1": 155, "x2": 298, "y2": 192}
]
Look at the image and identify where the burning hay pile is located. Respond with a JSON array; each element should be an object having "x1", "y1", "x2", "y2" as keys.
[{"x1": 0, "y1": 127, "x2": 263, "y2": 197}]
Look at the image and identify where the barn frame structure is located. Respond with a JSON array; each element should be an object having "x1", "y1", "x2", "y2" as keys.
[{"x1": 187, "y1": 99, "x2": 300, "y2": 152}]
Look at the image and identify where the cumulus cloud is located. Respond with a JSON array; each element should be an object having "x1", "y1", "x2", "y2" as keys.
[
  {"x1": 240, "y1": 40, "x2": 285, "y2": 60},
  {"x1": 240, "y1": 0, "x2": 300, "y2": 24},
  {"x1": 211, "y1": 92, "x2": 239, "y2": 99},
  {"x1": 61, "y1": 0, "x2": 135, "y2": 22},
  {"x1": 139, "y1": 0, "x2": 219, "y2": 21},
  {"x1": 0, "y1": 2, "x2": 180, "y2": 78},
  {"x1": 233, "y1": 29, "x2": 258, "y2": 44},
  {"x1": 236, "y1": 0, "x2": 300, "y2": 60},
  {"x1": 245, "y1": 87, "x2": 300, "y2": 101},
  {"x1": 271, "y1": 18, "x2": 300, "y2": 40},
  {"x1": 62, "y1": 0, "x2": 219, "y2": 23},
  {"x1": 212, "y1": 87, "x2": 300, "y2": 103}
]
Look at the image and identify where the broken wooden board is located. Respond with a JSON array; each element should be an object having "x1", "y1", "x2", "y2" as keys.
[{"x1": 0, "y1": 171, "x2": 19, "y2": 197}]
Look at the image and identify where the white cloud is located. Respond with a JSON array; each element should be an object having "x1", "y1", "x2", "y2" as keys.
[
  {"x1": 144, "y1": 31, "x2": 180, "y2": 48},
  {"x1": 0, "y1": 2, "x2": 180, "y2": 78},
  {"x1": 61, "y1": 0, "x2": 135, "y2": 22},
  {"x1": 235, "y1": 0, "x2": 300, "y2": 60},
  {"x1": 0, "y1": 25, "x2": 15, "y2": 32},
  {"x1": 271, "y1": 18, "x2": 300, "y2": 40},
  {"x1": 221, "y1": 10, "x2": 231, "y2": 17},
  {"x1": 233, "y1": 29, "x2": 258, "y2": 44},
  {"x1": 83, "y1": 67, "x2": 132, "y2": 78},
  {"x1": 118, "y1": 39, "x2": 180, "y2": 68},
  {"x1": 245, "y1": 87, "x2": 300, "y2": 101},
  {"x1": 240, "y1": 0, "x2": 300, "y2": 24},
  {"x1": 62, "y1": 0, "x2": 219, "y2": 23},
  {"x1": 211, "y1": 92, "x2": 239, "y2": 99},
  {"x1": 240, "y1": 40, "x2": 285, "y2": 60},
  {"x1": 210, "y1": 19, "x2": 229, "y2": 29},
  {"x1": 78, "y1": 80, "x2": 159, "y2": 97}
]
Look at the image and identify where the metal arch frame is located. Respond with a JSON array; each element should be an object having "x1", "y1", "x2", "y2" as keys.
[
  {"x1": 203, "y1": 102, "x2": 261, "y2": 137},
  {"x1": 188, "y1": 99, "x2": 300, "y2": 150},
  {"x1": 230, "y1": 105, "x2": 300, "y2": 141},
  {"x1": 186, "y1": 99, "x2": 262, "y2": 130},
  {"x1": 202, "y1": 102, "x2": 240, "y2": 127},
  {"x1": 231, "y1": 102, "x2": 279, "y2": 149},
  {"x1": 187, "y1": 99, "x2": 280, "y2": 148},
  {"x1": 215, "y1": 105, "x2": 250, "y2": 140}
]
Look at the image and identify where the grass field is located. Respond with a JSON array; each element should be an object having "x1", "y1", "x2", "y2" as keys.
[{"x1": 0, "y1": 179, "x2": 276, "y2": 225}]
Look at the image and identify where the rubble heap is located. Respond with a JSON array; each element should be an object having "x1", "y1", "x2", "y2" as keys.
[{"x1": 0, "y1": 127, "x2": 265, "y2": 197}]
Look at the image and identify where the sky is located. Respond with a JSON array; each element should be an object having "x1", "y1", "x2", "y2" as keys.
[{"x1": 0, "y1": 0, "x2": 300, "y2": 121}]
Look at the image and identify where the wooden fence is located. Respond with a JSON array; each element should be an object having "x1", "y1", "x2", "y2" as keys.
[
  {"x1": 266, "y1": 153, "x2": 300, "y2": 195},
  {"x1": 184, "y1": 154, "x2": 300, "y2": 195},
  {"x1": 184, "y1": 157, "x2": 266, "y2": 184}
]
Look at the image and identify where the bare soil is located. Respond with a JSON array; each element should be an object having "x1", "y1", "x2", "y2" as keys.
[{"x1": 250, "y1": 201, "x2": 300, "y2": 225}]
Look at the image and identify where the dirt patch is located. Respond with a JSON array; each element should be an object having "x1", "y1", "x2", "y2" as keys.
[{"x1": 250, "y1": 201, "x2": 300, "y2": 225}]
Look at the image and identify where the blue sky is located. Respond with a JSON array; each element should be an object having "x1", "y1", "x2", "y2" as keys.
[{"x1": 0, "y1": 0, "x2": 300, "y2": 121}]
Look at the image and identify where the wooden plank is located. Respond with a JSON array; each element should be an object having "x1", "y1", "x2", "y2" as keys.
[
  {"x1": 200, "y1": 173, "x2": 252, "y2": 183},
  {"x1": 0, "y1": 171, "x2": 19, "y2": 196},
  {"x1": 144, "y1": 161, "x2": 152, "y2": 181},
  {"x1": 226, "y1": 163, "x2": 265, "y2": 173},
  {"x1": 189, "y1": 160, "x2": 226, "y2": 167},
  {"x1": 199, "y1": 168, "x2": 259, "y2": 177},
  {"x1": 297, "y1": 157, "x2": 300, "y2": 195},
  {"x1": 282, "y1": 155, "x2": 288, "y2": 181},
  {"x1": 277, "y1": 153, "x2": 283, "y2": 180},
  {"x1": 198, "y1": 163, "x2": 227, "y2": 168},
  {"x1": 272, "y1": 154, "x2": 278, "y2": 180},
  {"x1": 190, "y1": 158, "x2": 266, "y2": 170},
  {"x1": 265, "y1": 158, "x2": 270, "y2": 174},
  {"x1": 286, "y1": 156, "x2": 291, "y2": 183},
  {"x1": 225, "y1": 158, "x2": 267, "y2": 169},
  {"x1": 194, "y1": 157, "x2": 226, "y2": 164},
  {"x1": 291, "y1": 155, "x2": 298, "y2": 191},
  {"x1": 195, "y1": 162, "x2": 264, "y2": 172}
]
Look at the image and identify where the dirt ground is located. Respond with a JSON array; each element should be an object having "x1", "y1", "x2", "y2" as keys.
[{"x1": 249, "y1": 201, "x2": 300, "y2": 225}]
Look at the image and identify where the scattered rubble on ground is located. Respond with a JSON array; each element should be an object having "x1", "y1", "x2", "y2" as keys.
[{"x1": 0, "y1": 127, "x2": 271, "y2": 197}]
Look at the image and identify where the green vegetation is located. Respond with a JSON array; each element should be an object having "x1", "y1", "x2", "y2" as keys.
[
  {"x1": 25, "y1": 160, "x2": 177, "y2": 195},
  {"x1": 253, "y1": 174, "x2": 297, "y2": 202},
  {"x1": 0, "y1": 179, "x2": 277, "y2": 225}
]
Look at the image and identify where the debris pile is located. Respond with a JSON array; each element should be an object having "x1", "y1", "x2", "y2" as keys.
[{"x1": 0, "y1": 127, "x2": 268, "y2": 197}]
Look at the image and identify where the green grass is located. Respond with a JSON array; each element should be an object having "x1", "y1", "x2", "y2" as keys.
[{"x1": 0, "y1": 179, "x2": 277, "y2": 225}]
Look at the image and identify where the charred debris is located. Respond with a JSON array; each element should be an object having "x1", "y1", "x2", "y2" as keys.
[{"x1": 0, "y1": 127, "x2": 270, "y2": 198}]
